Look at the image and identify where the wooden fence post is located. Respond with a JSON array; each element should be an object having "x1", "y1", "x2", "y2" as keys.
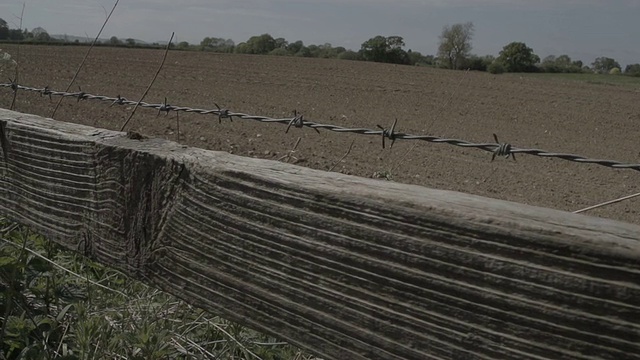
[{"x1": 1, "y1": 108, "x2": 639, "y2": 360}]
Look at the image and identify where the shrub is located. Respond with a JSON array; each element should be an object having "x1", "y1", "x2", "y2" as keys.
[
  {"x1": 464, "y1": 56, "x2": 487, "y2": 71},
  {"x1": 487, "y1": 62, "x2": 505, "y2": 74},
  {"x1": 624, "y1": 63, "x2": 640, "y2": 76},
  {"x1": 337, "y1": 50, "x2": 362, "y2": 61},
  {"x1": 609, "y1": 67, "x2": 621, "y2": 75},
  {"x1": 269, "y1": 48, "x2": 289, "y2": 56}
]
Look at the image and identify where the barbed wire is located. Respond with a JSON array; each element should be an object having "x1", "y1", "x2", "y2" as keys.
[{"x1": 2, "y1": 82, "x2": 640, "y2": 173}]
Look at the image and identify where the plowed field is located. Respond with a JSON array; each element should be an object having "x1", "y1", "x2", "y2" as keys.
[{"x1": 2, "y1": 45, "x2": 640, "y2": 224}]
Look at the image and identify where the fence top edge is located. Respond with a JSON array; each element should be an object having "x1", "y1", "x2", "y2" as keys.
[{"x1": 2, "y1": 107, "x2": 640, "y2": 256}]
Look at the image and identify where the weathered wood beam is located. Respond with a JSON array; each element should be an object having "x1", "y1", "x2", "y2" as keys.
[{"x1": 0, "y1": 108, "x2": 639, "y2": 360}]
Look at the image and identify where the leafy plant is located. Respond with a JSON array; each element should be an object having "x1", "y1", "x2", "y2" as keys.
[
  {"x1": 0, "y1": 219, "x2": 319, "y2": 359},
  {"x1": 372, "y1": 170, "x2": 394, "y2": 181},
  {"x1": 496, "y1": 42, "x2": 540, "y2": 73},
  {"x1": 488, "y1": 62, "x2": 505, "y2": 75}
]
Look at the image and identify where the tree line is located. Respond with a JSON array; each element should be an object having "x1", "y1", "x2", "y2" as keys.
[
  {"x1": 0, "y1": 18, "x2": 51, "y2": 42},
  {"x1": 196, "y1": 34, "x2": 435, "y2": 66},
  {"x1": 1, "y1": 18, "x2": 639, "y2": 76},
  {"x1": 436, "y1": 22, "x2": 639, "y2": 75}
]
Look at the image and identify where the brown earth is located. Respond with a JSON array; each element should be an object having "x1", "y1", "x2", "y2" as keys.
[{"x1": 2, "y1": 45, "x2": 640, "y2": 225}]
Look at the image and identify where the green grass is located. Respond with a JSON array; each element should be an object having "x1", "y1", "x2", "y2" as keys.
[
  {"x1": 514, "y1": 72, "x2": 640, "y2": 88},
  {"x1": 0, "y1": 219, "x2": 318, "y2": 360}
]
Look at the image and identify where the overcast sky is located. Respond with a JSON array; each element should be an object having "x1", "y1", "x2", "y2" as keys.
[{"x1": 1, "y1": 0, "x2": 639, "y2": 67}]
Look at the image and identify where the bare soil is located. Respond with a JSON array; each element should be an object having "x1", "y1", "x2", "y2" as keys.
[{"x1": 2, "y1": 45, "x2": 640, "y2": 225}]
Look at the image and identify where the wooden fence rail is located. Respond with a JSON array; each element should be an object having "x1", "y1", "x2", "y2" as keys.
[{"x1": 1, "y1": 108, "x2": 639, "y2": 360}]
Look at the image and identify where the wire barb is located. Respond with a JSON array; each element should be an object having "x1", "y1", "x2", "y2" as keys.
[
  {"x1": 285, "y1": 110, "x2": 303, "y2": 133},
  {"x1": 156, "y1": 97, "x2": 180, "y2": 141},
  {"x1": 214, "y1": 103, "x2": 232, "y2": 123},
  {"x1": 8, "y1": 78, "x2": 18, "y2": 111},
  {"x1": 377, "y1": 118, "x2": 398, "y2": 149},
  {"x1": 110, "y1": 95, "x2": 125, "y2": 107},
  {"x1": 40, "y1": 86, "x2": 52, "y2": 100},
  {"x1": 75, "y1": 86, "x2": 86, "y2": 103},
  {"x1": 157, "y1": 97, "x2": 172, "y2": 116},
  {"x1": 7, "y1": 78, "x2": 18, "y2": 93},
  {"x1": 285, "y1": 110, "x2": 320, "y2": 134},
  {"x1": 491, "y1": 133, "x2": 515, "y2": 162}
]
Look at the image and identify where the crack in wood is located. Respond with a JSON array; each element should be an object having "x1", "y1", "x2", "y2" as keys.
[{"x1": 0, "y1": 119, "x2": 9, "y2": 166}]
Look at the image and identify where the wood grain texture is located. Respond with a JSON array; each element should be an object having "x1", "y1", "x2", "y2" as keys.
[{"x1": 1, "y1": 107, "x2": 639, "y2": 360}]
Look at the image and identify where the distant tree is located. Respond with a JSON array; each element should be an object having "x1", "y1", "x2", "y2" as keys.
[
  {"x1": 338, "y1": 50, "x2": 361, "y2": 61},
  {"x1": 286, "y1": 40, "x2": 304, "y2": 55},
  {"x1": 591, "y1": 57, "x2": 621, "y2": 74},
  {"x1": 302, "y1": 43, "x2": 343, "y2": 58},
  {"x1": 496, "y1": 42, "x2": 540, "y2": 72},
  {"x1": 221, "y1": 38, "x2": 235, "y2": 52},
  {"x1": 269, "y1": 48, "x2": 289, "y2": 56},
  {"x1": 234, "y1": 42, "x2": 249, "y2": 53},
  {"x1": 200, "y1": 37, "x2": 235, "y2": 52},
  {"x1": 8, "y1": 29, "x2": 24, "y2": 40},
  {"x1": 0, "y1": 18, "x2": 9, "y2": 40},
  {"x1": 31, "y1": 27, "x2": 50, "y2": 42},
  {"x1": 407, "y1": 50, "x2": 422, "y2": 65},
  {"x1": 463, "y1": 54, "x2": 495, "y2": 71},
  {"x1": 109, "y1": 36, "x2": 121, "y2": 45},
  {"x1": 306, "y1": 44, "x2": 321, "y2": 57},
  {"x1": 555, "y1": 54, "x2": 572, "y2": 67},
  {"x1": 541, "y1": 55, "x2": 559, "y2": 72},
  {"x1": 385, "y1": 36, "x2": 410, "y2": 64},
  {"x1": 360, "y1": 35, "x2": 389, "y2": 62},
  {"x1": 177, "y1": 41, "x2": 190, "y2": 50},
  {"x1": 317, "y1": 43, "x2": 337, "y2": 58},
  {"x1": 422, "y1": 54, "x2": 435, "y2": 65},
  {"x1": 482, "y1": 55, "x2": 496, "y2": 68},
  {"x1": 360, "y1": 35, "x2": 409, "y2": 64},
  {"x1": 294, "y1": 46, "x2": 312, "y2": 57},
  {"x1": 406, "y1": 50, "x2": 434, "y2": 66},
  {"x1": 274, "y1": 37, "x2": 288, "y2": 49},
  {"x1": 541, "y1": 54, "x2": 583, "y2": 73},
  {"x1": 437, "y1": 22, "x2": 474, "y2": 70},
  {"x1": 466, "y1": 56, "x2": 485, "y2": 71},
  {"x1": 487, "y1": 61, "x2": 505, "y2": 74},
  {"x1": 200, "y1": 37, "x2": 211, "y2": 49},
  {"x1": 242, "y1": 33, "x2": 276, "y2": 54},
  {"x1": 125, "y1": 38, "x2": 136, "y2": 46},
  {"x1": 624, "y1": 63, "x2": 640, "y2": 76}
]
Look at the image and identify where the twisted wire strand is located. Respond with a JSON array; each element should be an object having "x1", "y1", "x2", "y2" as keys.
[{"x1": 2, "y1": 83, "x2": 640, "y2": 172}]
